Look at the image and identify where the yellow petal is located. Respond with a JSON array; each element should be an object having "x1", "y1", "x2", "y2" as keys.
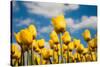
[{"x1": 28, "y1": 24, "x2": 37, "y2": 39}]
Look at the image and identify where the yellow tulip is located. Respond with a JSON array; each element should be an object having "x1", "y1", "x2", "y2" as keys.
[
  {"x1": 32, "y1": 40, "x2": 37, "y2": 50},
  {"x1": 11, "y1": 44, "x2": 18, "y2": 54},
  {"x1": 62, "y1": 31, "x2": 71, "y2": 44},
  {"x1": 20, "y1": 29, "x2": 33, "y2": 45},
  {"x1": 11, "y1": 44, "x2": 21, "y2": 59},
  {"x1": 50, "y1": 30, "x2": 59, "y2": 44},
  {"x1": 73, "y1": 39, "x2": 80, "y2": 48},
  {"x1": 83, "y1": 48, "x2": 88, "y2": 55},
  {"x1": 51, "y1": 14, "x2": 66, "y2": 33},
  {"x1": 77, "y1": 44, "x2": 84, "y2": 54},
  {"x1": 57, "y1": 44, "x2": 61, "y2": 56},
  {"x1": 38, "y1": 39, "x2": 45, "y2": 49},
  {"x1": 49, "y1": 39, "x2": 54, "y2": 49},
  {"x1": 42, "y1": 59, "x2": 47, "y2": 64},
  {"x1": 82, "y1": 29, "x2": 91, "y2": 42},
  {"x1": 48, "y1": 49, "x2": 53, "y2": 57},
  {"x1": 88, "y1": 39, "x2": 95, "y2": 51},
  {"x1": 68, "y1": 42, "x2": 74, "y2": 51},
  {"x1": 62, "y1": 44, "x2": 68, "y2": 52},
  {"x1": 28, "y1": 24, "x2": 37, "y2": 39},
  {"x1": 91, "y1": 52, "x2": 97, "y2": 61},
  {"x1": 14, "y1": 32, "x2": 21, "y2": 44},
  {"x1": 35, "y1": 47, "x2": 40, "y2": 53},
  {"x1": 53, "y1": 51, "x2": 58, "y2": 63},
  {"x1": 53, "y1": 45, "x2": 58, "y2": 51},
  {"x1": 41, "y1": 48, "x2": 49, "y2": 60},
  {"x1": 94, "y1": 36, "x2": 97, "y2": 48}
]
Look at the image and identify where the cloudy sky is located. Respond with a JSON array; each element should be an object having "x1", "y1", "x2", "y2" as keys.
[{"x1": 11, "y1": 1, "x2": 97, "y2": 47}]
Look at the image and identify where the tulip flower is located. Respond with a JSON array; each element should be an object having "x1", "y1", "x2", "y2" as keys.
[
  {"x1": 62, "y1": 31, "x2": 71, "y2": 44},
  {"x1": 82, "y1": 48, "x2": 88, "y2": 62},
  {"x1": 62, "y1": 44, "x2": 68, "y2": 53},
  {"x1": 76, "y1": 44, "x2": 84, "y2": 62},
  {"x1": 20, "y1": 29, "x2": 33, "y2": 46},
  {"x1": 37, "y1": 39, "x2": 45, "y2": 64},
  {"x1": 20, "y1": 29, "x2": 34, "y2": 65},
  {"x1": 11, "y1": 44, "x2": 21, "y2": 66},
  {"x1": 38, "y1": 39, "x2": 45, "y2": 49},
  {"x1": 41, "y1": 48, "x2": 49, "y2": 60},
  {"x1": 73, "y1": 39, "x2": 80, "y2": 48},
  {"x1": 68, "y1": 42, "x2": 74, "y2": 62},
  {"x1": 49, "y1": 39, "x2": 54, "y2": 49},
  {"x1": 51, "y1": 14, "x2": 66, "y2": 33},
  {"x1": 53, "y1": 51, "x2": 58, "y2": 64},
  {"x1": 28, "y1": 24, "x2": 37, "y2": 39},
  {"x1": 68, "y1": 42, "x2": 74, "y2": 51},
  {"x1": 62, "y1": 44, "x2": 67, "y2": 62},
  {"x1": 14, "y1": 32, "x2": 21, "y2": 44},
  {"x1": 82, "y1": 29, "x2": 91, "y2": 42},
  {"x1": 50, "y1": 30, "x2": 59, "y2": 44}
]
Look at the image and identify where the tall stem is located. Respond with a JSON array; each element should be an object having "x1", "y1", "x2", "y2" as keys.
[
  {"x1": 60, "y1": 33, "x2": 63, "y2": 63},
  {"x1": 31, "y1": 49, "x2": 33, "y2": 65},
  {"x1": 40, "y1": 51, "x2": 42, "y2": 65}
]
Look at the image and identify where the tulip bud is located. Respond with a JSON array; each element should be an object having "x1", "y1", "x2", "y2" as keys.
[
  {"x1": 68, "y1": 42, "x2": 74, "y2": 51},
  {"x1": 48, "y1": 49, "x2": 53, "y2": 57},
  {"x1": 38, "y1": 39, "x2": 45, "y2": 49},
  {"x1": 51, "y1": 14, "x2": 66, "y2": 33},
  {"x1": 14, "y1": 32, "x2": 21, "y2": 44},
  {"x1": 50, "y1": 31, "x2": 59, "y2": 44},
  {"x1": 82, "y1": 29, "x2": 91, "y2": 42},
  {"x1": 62, "y1": 31, "x2": 71, "y2": 44},
  {"x1": 49, "y1": 39, "x2": 54, "y2": 49},
  {"x1": 62, "y1": 44, "x2": 68, "y2": 52},
  {"x1": 32, "y1": 40, "x2": 37, "y2": 50},
  {"x1": 28, "y1": 24, "x2": 37, "y2": 39},
  {"x1": 20, "y1": 29, "x2": 33, "y2": 45},
  {"x1": 77, "y1": 44, "x2": 84, "y2": 53},
  {"x1": 41, "y1": 48, "x2": 49, "y2": 60},
  {"x1": 73, "y1": 39, "x2": 80, "y2": 48},
  {"x1": 83, "y1": 48, "x2": 88, "y2": 55},
  {"x1": 88, "y1": 39, "x2": 95, "y2": 51}
]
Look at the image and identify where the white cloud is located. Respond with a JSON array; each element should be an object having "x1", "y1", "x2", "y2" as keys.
[
  {"x1": 39, "y1": 25, "x2": 53, "y2": 34},
  {"x1": 66, "y1": 16, "x2": 97, "y2": 32},
  {"x1": 15, "y1": 18, "x2": 34, "y2": 26},
  {"x1": 23, "y1": 2, "x2": 79, "y2": 18}
]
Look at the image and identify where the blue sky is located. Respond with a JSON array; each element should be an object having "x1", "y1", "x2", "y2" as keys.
[{"x1": 12, "y1": 1, "x2": 97, "y2": 47}]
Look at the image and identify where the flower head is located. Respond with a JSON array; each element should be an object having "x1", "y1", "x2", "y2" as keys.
[
  {"x1": 28, "y1": 24, "x2": 37, "y2": 39},
  {"x1": 77, "y1": 44, "x2": 84, "y2": 53},
  {"x1": 38, "y1": 39, "x2": 45, "y2": 49},
  {"x1": 14, "y1": 32, "x2": 21, "y2": 44},
  {"x1": 51, "y1": 14, "x2": 66, "y2": 33},
  {"x1": 62, "y1": 31, "x2": 71, "y2": 44},
  {"x1": 49, "y1": 39, "x2": 54, "y2": 49},
  {"x1": 68, "y1": 42, "x2": 74, "y2": 51},
  {"x1": 73, "y1": 39, "x2": 80, "y2": 48},
  {"x1": 41, "y1": 48, "x2": 49, "y2": 60},
  {"x1": 20, "y1": 29, "x2": 33, "y2": 45},
  {"x1": 50, "y1": 30, "x2": 59, "y2": 44},
  {"x1": 82, "y1": 29, "x2": 91, "y2": 42}
]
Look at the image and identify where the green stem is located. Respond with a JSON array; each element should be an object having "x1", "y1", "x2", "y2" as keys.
[
  {"x1": 27, "y1": 51, "x2": 28, "y2": 65},
  {"x1": 31, "y1": 49, "x2": 33, "y2": 65},
  {"x1": 40, "y1": 53, "x2": 42, "y2": 65},
  {"x1": 60, "y1": 33, "x2": 63, "y2": 63},
  {"x1": 67, "y1": 48, "x2": 69, "y2": 63}
]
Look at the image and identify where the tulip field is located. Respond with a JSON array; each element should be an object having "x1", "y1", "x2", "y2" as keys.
[
  {"x1": 11, "y1": 15, "x2": 97, "y2": 66},
  {"x1": 11, "y1": 1, "x2": 97, "y2": 66}
]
